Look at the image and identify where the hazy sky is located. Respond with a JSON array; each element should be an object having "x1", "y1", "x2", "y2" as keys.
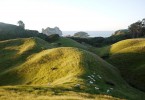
[{"x1": 0, "y1": 0, "x2": 145, "y2": 31}]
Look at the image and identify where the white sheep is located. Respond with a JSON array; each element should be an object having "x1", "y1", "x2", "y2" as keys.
[
  {"x1": 91, "y1": 75, "x2": 95, "y2": 77},
  {"x1": 75, "y1": 84, "x2": 80, "y2": 87},
  {"x1": 107, "y1": 89, "x2": 110, "y2": 93},
  {"x1": 89, "y1": 81, "x2": 93, "y2": 84},
  {"x1": 88, "y1": 76, "x2": 96, "y2": 81},
  {"x1": 97, "y1": 75, "x2": 102, "y2": 79},
  {"x1": 91, "y1": 78, "x2": 96, "y2": 81},
  {"x1": 95, "y1": 87, "x2": 99, "y2": 90}
]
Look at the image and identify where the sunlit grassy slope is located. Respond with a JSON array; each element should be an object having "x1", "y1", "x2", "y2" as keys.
[
  {"x1": 95, "y1": 38, "x2": 145, "y2": 92},
  {"x1": 0, "y1": 37, "x2": 53, "y2": 73},
  {"x1": 0, "y1": 37, "x2": 145, "y2": 100},
  {"x1": 0, "y1": 86, "x2": 123, "y2": 100}
]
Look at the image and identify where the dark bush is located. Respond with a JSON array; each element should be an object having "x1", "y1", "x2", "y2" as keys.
[
  {"x1": 70, "y1": 30, "x2": 132, "y2": 47},
  {"x1": 57, "y1": 43, "x2": 62, "y2": 46},
  {"x1": 46, "y1": 34, "x2": 60, "y2": 42},
  {"x1": 69, "y1": 37, "x2": 105, "y2": 47},
  {"x1": 103, "y1": 31, "x2": 131, "y2": 45}
]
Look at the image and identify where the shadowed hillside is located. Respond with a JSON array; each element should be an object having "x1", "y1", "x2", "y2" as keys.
[
  {"x1": 95, "y1": 38, "x2": 145, "y2": 92},
  {"x1": 108, "y1": 38, "x2": 145, "y2": 92},
  {"x1": 0, "y1": 37, "x2": 145, "y2": 100}
]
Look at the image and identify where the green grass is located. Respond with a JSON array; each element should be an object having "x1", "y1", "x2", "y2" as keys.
[
  {"x1": 0, "y1": 37, "x2": 145, "y2": 100},
  {"x1": 52, "y1": 37, "x2": 88, "y2": 50},
  {"x1": 0, "y1": 86, "x2": 123, "y2": 100},
  {"x1": 95, "y1": 38, "x2": 145, "y2": 92},
  {"x1": 0, "y1": 37, "x2": 53, "y2": 73},
  {"x1": 108, "y1": 38, "x2": 145, "y2": 92},
  {"x1": 92, "y1": 46, "x2": 110, "y2": 58}
]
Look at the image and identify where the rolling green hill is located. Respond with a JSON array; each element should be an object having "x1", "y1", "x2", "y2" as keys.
[
  {"x1": 95, "y1": 38, "x2": 145, "y2": 92},
  {"x1": 0, "y1": 37, "x2": 145, "y2": 100},
  {"x1": 0, "y1": 37, "x2": 53, "y2": 73},
  {"x1": 108, "y1": 38, "x2": 145, "y2": 92},
  {"x1": 52, "y1": 37, "x2": 88, "y2": 50}
]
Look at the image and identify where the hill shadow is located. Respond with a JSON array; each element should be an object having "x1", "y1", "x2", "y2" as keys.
[{"x1": 108, "y1": 52, "x2": 145, "y2": 92}]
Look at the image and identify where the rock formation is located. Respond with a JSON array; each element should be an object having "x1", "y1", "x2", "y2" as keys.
[{"x1": 42, "y1": 27, "x2": 62, "y2": 36}]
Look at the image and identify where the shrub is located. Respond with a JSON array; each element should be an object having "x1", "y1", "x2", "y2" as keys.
[{"x1": 46, "y1": 34, "x2": 60, "y2": 42}]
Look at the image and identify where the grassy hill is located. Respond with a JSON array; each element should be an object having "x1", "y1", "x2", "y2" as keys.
[
  {"x1": 0, "y1": 37, "x2": 53, "y2": 73},
  {"x1": 108, "y1": 38, "x2": 145, "y2": 92},
  {"x1": 95, "y1": 38, "x2": 145, "y2": 92},
  {"x1": 52, "y1": 37, "x2": 88, "y2": 50},
  {"x1": 0, "y1": 37, "x2": 145, "y2": 99}
]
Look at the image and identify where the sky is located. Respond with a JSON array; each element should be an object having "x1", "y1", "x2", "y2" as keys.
[{"x1": 0, "y1": 0, "x2": 145, "y2": 32}]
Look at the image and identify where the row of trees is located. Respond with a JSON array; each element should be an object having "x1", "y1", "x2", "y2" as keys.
[{"x1": 128, "y1": 18, "x2": 145, "y2": 38}]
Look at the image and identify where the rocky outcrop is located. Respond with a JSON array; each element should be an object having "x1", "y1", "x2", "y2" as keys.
[{"x1": 42, "y1": 27, "x2": 62, "y2": 36}]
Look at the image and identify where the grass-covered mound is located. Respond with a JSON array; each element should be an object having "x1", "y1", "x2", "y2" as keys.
[
  {"x1": 107, "y1": 38, "x2": 145, "y2": 92},
  {"x1": 0, "y1": 37, "x2": 145, "y2": 99},
  {"x1": 96, "y1": 38, "x2": 145, "y2": 92},
  {"x1": 0, "y1": 37, "x2": 53, "y2": 73},
  {"x1": 52, "y1": 37, "x2": 88, "y2": 50}
]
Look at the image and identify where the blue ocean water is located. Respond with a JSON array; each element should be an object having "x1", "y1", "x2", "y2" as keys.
[{"x1": 62, "y1": 31, "x2": 114, "y2": 37}]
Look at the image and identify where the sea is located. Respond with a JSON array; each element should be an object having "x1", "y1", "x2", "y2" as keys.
[{"x1": 62, "y1": 31, "x2": 114, "y2": 37}]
